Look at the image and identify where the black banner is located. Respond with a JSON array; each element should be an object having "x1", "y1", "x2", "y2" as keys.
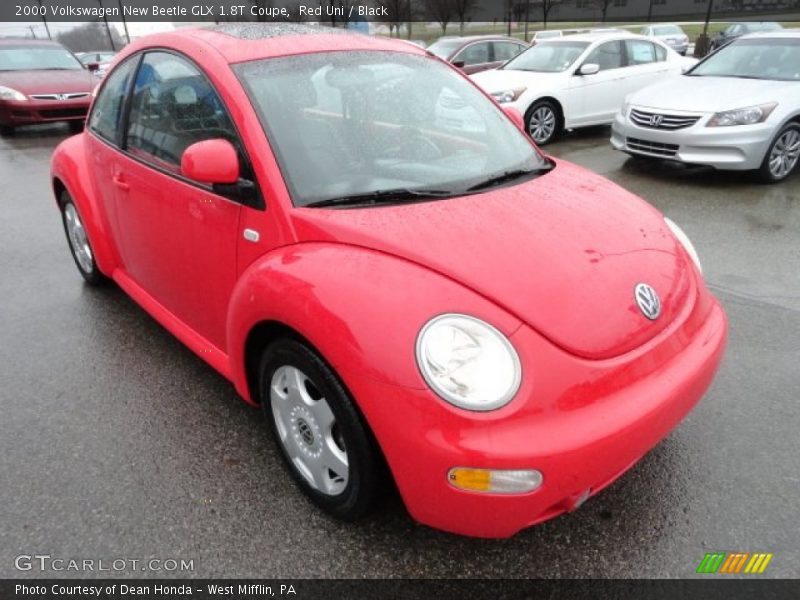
[
  {"x1": 1, "y1": 0, "x2": 799, "y2": 23},
  {"x1": 3, "y1": 579, "x2": 800, "y2": 600}
]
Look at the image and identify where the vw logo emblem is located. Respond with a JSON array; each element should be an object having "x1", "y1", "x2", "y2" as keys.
[
  {"x1": 296, "y1": 418, "x2": 315, "y2": 446},
  {"x1": 634, "y1": 283, "x2": 661, "y2": 320},
  {"x1": 649, "y1": 114, "x2": 664, "y2": 127}
]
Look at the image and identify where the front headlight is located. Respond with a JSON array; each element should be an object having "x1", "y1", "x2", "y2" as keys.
[
  {"x1": 492, "y1": 88, "x2": 526, "y2": 104},
  {"x1": 665, "y1": 217, "x2": 702, "y2": 274},
  {"x1": 0, "y1": 86, "x2": 27, "y2": 102},
  {"x1": 707, "y1": 103, "x2": 777, "y2": 127},
  {"x1": 416, "y1": 314, "x2": 522, "y2": 411}
]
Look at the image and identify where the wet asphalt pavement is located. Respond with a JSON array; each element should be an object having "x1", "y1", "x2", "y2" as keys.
[{"x1": 0, "y1": 123, "x2": 798, "y2": 579}]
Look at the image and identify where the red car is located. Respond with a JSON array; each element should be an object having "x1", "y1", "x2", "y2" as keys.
[
  {"x1": 0, "y1": 40, "x2": 96, "y2": 136},
  {"x1": 426, "y1": 35, "x2": 529, "y2": 74},
  {"x1": 51, "y1": 25, "x2": 726, "y2": 538}
]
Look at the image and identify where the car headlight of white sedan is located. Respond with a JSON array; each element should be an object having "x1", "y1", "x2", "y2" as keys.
[
  {"x1": 491, "y1": 88, "x2": 526, "y2": 104},
  {"x1": 707, "y1": 103, "x2": 777, "y2": 127},
  {"x1": 417, "y1": 314, "x2": 522, "y2": 411}
]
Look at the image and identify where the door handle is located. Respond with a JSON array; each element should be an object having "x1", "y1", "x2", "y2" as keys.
[{"x1": 112, "y1": 173, "x2": 129, "y2": 192}]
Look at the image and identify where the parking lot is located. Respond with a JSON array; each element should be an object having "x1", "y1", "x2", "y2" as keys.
[{"x1": 0, "y1": 122, "x2": 797, "y2": 578}]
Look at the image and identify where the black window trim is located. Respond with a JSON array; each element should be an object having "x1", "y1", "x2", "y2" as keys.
[{"x1": 88, "y1": 47, "x2": 264, "y2": 210}]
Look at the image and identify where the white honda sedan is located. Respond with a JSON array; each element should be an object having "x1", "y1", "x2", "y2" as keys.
[
  {"x1": 611, "y1": 32, "x2": 800, "y2": 182},
  {"x1": 470, "y1": 32, "x2": 694, "y2": 145}
]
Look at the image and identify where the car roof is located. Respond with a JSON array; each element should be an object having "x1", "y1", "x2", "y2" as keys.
[
  {"x1": 0, "y1": 39, "x2": 64, "y2": 47},
  {"x1": 538, "y1": 31, "x2": 639, "y2": 43},
  {"x1": 431, "y1": 35, "x2": 524, "y2": 43},
  {"x1": 129, "y1": 23, "x2": 428, "y2": 64},
  {"x1": 739, "y1": 30, "x2": 800, "y2": 39}
]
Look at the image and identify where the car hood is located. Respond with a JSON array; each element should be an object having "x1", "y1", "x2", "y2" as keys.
[
  {"x1": 290, "y1": 160, "x2": 693, "y2": 360},
  {"x1": 629, "y1": 75, "x2": 796, "y2": 112},
  {"x1": 0, "y1": 69, "x2": 95, "y2": 96},
  {"x1": 471, "y1": 68, "x2": 564, "y2": 93}
]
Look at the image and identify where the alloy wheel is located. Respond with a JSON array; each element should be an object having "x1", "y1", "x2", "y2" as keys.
[
  {"x1": 528, "y1": 105, "x2": 557, "y2": 144},
  {"x1": 768, "y1": 128, "x2": 800, "y2": 180}
]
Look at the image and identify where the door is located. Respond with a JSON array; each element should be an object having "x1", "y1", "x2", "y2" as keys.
[
  {"x1": 568, "y1": 40, "x2": 627, "y2": 125},
  {"x1": 85, "y1": 55, "x2": 140, "y2": 264},
  {"x1": 453, "y1": 42, "x2": 493, "y2": 74},
  {"x1": 113, "y1": 51, "x2": 244, "y2": 350}
]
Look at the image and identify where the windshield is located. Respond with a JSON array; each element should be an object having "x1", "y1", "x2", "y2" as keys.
[
  {"x1": 426, "y1": 40, "x2": 463, "y2": 59},
  {"x1": 746, "y1": 22, "x2": 783, "y2": 32},
  {"x1": 653, "y1": 25, "x2": 682, "y2": 35},
  {"x1": 688, "y1": 38, "x2": 800, "y2": 81},
  {"x1": 0, "y1": 46, "x2": 83, "y2": 71},
  {"x1": 235, "y1": 51, "x2": 547, "y2": 207},
  {"x1": 503, "y1": 41, "x2": 589, "y2": 72}
]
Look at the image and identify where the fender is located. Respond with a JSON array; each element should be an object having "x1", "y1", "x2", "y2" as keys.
[
  {"x1": 226, "y1": 242, "x2": 521, "y2": 404},
  {"x1": 51, "y1": 136, "x2": 118, "y2": 277}
]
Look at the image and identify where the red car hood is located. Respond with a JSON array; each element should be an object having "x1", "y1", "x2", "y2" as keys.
[
  {"x1": 0, "y1": 69, "x2": 95, "y2": 96},
  {"x1": 291, "y1": 160, "x2": 692, "y2": 360}
]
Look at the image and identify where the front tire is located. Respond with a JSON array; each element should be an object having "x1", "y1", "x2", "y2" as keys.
[
  {"x1": 68, "y1": 120, "x2": 85, "y2": 134},
  {"x1": 525, "y1": 100, "x2": 561, "y2": 145},
  {"x1": 60, "y1": 192, "x2": 104, "y2": 285},
  {"x1": 757, "y1": 123, "x2": 800, "y2": 183},
  {"x1": 259, "y1": 338, "x2": 381, "y2": 521},
  {"x1": 0, "y1": 124, "x2": 14, "y2": 137}
]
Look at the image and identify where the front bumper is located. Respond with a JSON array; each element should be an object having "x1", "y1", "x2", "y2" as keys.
[
  {"x1": 347, "y1": 279, "x2": 726, "y2": 538},
  {"x1": 611, "y1": 110, "x2": 774, "y2": 170},
  {"x1": 0, "y1": 98, "x2": 90, "y2": 126}
]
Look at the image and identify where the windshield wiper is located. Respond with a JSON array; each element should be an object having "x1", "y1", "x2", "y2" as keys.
[
  {"x1": 305, "y1": 187, "x2": 457, "y2": 208},
  {"x1": 465, "y1": 166, "x2": 552, "y2": 192}
]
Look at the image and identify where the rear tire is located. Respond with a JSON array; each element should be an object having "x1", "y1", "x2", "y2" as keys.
[
  {"x1": 525, "y1": 100, "x2": 561, "y2": 145},
  {"x1": 757, "y1": 123, "x2": 800, "y2": 183},
  {"x1": 60, "y1": 192, "x2": 105, "y2": 285},
  {"x1": 259, "y1": 338, "x2": 382, "y2": 521}
]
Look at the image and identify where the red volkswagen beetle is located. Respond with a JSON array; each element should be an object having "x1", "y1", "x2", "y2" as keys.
[{"x1": 51, "y1": 24, "x2": 726, "y2": 538}]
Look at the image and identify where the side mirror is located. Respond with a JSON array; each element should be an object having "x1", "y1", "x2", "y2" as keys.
[
  {"x1": 502, "y1": 106, "x2": 525, "y2": 131},
  {"x1": 87, "y1": 62, "x2": 100, "y2": 72},
  {"x1": 578, "y1": 63, "x2": 600, "y2": 76},
  {"x1": 181, "y1": 139, "x2": 239, "y2": 185},
  {"x1": 452, "y1": 60, "x2": 465, "y2": 69}
]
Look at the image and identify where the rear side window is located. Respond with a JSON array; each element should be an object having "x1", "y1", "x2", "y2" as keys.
[
  {"x1": 655, "y1": 44, "x2": 667, "y2": 62},
  {"x1": 125, "y1": 51, "x2": 238, "y2": 173},
  {"x1": 88, "y1": 58, "x2": 136, "y2": 144},
  {"x1": 625, "y1": 40, "x2": 657, "y2": 65}
]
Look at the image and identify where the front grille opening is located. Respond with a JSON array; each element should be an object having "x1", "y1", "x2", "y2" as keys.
[{"x1": 626, "y1": 137, "x2": 679, "y2": 157}]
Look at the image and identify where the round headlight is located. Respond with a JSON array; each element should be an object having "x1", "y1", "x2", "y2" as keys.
[
  {"x1": 664, "y1": 217, "x2": 702, "y2": 274},
  {"x1": 416, "y1": 314, "x2": 522, "y2": 411}
]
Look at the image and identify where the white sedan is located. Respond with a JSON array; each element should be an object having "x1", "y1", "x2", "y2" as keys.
[
  {"x1": 471, "y1": 32, "x2": 694, "y2": 145},
  {"x1": 611, "y1": 32, "x2": 800, "y2": 182}
]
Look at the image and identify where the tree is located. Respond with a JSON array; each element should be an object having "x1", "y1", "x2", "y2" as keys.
[
  {"x1": 452, "y1": 0, "x2": 476, "y2": 35},
  {"x1": 424, "y1": 0, "x2": 455, "y2": 35},
  {"x1": 56, "y1": 22, "x2": 125, "y2": 53},
  {"x1": 534, "y1": 0, "x2": 563, "y2": 30},
  {"x1": 592, "y1": 0, "x2": 612, "y2": 23},
  {"x1": 375, "y1": 0, "x2": 408, "y2": 36}
]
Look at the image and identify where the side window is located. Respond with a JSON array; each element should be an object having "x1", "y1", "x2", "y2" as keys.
[
  {"x1": 125, "y1": 52, "x2": 239, "y2": 175},
  {"x1": 88, "y1": 58, "x2": 136, "y2": 144},
  {"x1": 493, "y1": 42, "x2": 525, "y2": 62},
  {"x1": 625, "y1": 40, "x2": 657, "y2": 65},
  {"x1": 654, "y1": 44, "x2": 667, "y2": 62},
  {"x1": 456, "y1": 42, "x2": 490, "y2": 66},
  {"x1": 584, "y1": 41, "x2": 624, "y2": 71}
]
